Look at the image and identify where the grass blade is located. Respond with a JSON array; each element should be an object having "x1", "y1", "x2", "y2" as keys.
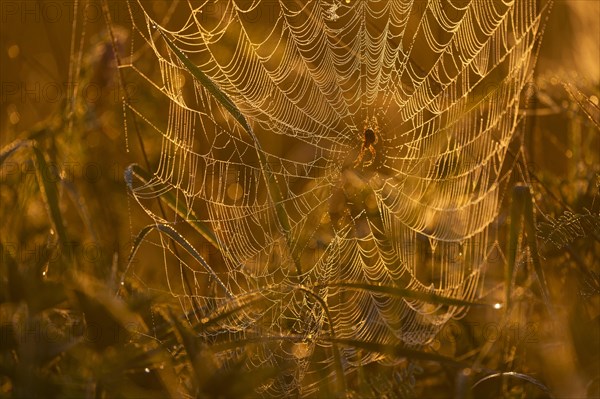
[
  {"x1": 507, "y1": 185, "x2": 526, "y2": 309},
  {"x1": 295, "y1": 286, "x2": 346, "y2": 392},
  {"x1": 158, "y1": 30, "x2": 298, "y2": 275},
  {"x1": 1, "y1": 241, "x2": 24, "y2": 303},
  {"x1": 315, "y1": 281, "x2": 490, "y2": 308},
  {"x1": 156, "y1": 223, "x2": 232, "y2": 298},
  {"x1": 508, "y1": 185, "x2": 553, "y2": 314},
  {"x1": 31, "y1": 145, "x2": 70, "y2": 257},
  {"x1": 125, "y1": 164, "x2": 220, "y2": 250},
  {"x1": 521, "y1": 186, "x2": 554, "y2": 314},
  {"x1": 126, "y1": 222, "x2": 232, "y2": 298},
  {"x1": 169, "y1": 309, "x2": 205, "y2": 385},
  {"x1": 0, "y1": 139, "x2": 32, "y2": 166},
  {"x1": 0, "y1": 127, "x2": 52, "y2": 165},
  {"x1": 472, "y1": 371, "x2": 552, "y2": 396},
  {"x1": 125, "y1": 224, "x2": 154, "y2": 272},
  {"x1": 326, "y1": 338, "x2": 463, "y2": 366},
  {"x1": 157, "y1": 30, "x2": 251, "y2": 134}
]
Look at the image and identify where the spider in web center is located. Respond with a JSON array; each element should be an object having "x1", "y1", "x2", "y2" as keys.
[{"x1": 353, "y1": 117, "x2": 380, "y2": 168}]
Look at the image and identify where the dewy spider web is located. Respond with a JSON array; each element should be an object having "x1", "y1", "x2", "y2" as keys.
[{"x1": 119, "y1": 0, "x2": 547, "y2": 394}]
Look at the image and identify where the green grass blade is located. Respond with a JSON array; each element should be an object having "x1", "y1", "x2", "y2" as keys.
[
  {"x1": 158, "y1": 30, "x2": 298, "y2": 275},
  {"x1": 295, "y1": 286, "x2": 346, "y2": 392},
  {"x1": 1, "y1": 241, "x2": 25, "y2": 303},
  {"x1": 156, "y1": 223, "x2": 232, "y2": 297},
  {"x1": 169, "y1": 310, "x2": 204, "y2": 384},
  {"x1": 508, "y1": 185, "x2": 553, "y2": 314},
  {"x1": 315, "y1": 281, "x2": 490, "y2": 308},
  {"x1": 125, "y1": 224, "x2": 155, "y2": 273},
  {"x1": 197, "y1": 298, "x2": 261, "y2": 329},
  {"x1": 507, "y1": 185, "x2": 526, "y2": 310},
  {"x1": 127, "y1": 223, "x2": 232, "y2": 298},
  {"x1": 31, "y1": 145, "x2": 70, "y2": 258},
  {"x1": 73, "y1": 276, "x2": 142, "y2": 352},
  {"x1": 210, "y1": 335, "x2": 301, "y2": 352},
  {"x1": 327, "y1": 338, "x2": 463, "y2": 366},
  {"x1": 125, "y1": 164, "x2": 220, "y2": 250},
  {"x1": 0, "y1": 127, "x2": 51, "y2": 166},
  {"x1": 157, "y1": 30, "x2": 251, "y2": 134},
  {"x1": 472, "y1": 372, "x2": 552, "y2": 396},
  {"x1": 521, "y1": 186, "x2": 554, "y2": 314},
  {"x1": 0, "y1": 139, "x2": 32, "y2": 166}
]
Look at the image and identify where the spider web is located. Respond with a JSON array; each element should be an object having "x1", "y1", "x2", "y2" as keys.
[{"x1": 119, "y1": 0, "x2": 547, "y2": 394}]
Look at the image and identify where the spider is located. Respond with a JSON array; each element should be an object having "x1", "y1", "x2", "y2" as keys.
[{"x1": 353, "y1": 117, "x2": 380, "y2": 168}]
